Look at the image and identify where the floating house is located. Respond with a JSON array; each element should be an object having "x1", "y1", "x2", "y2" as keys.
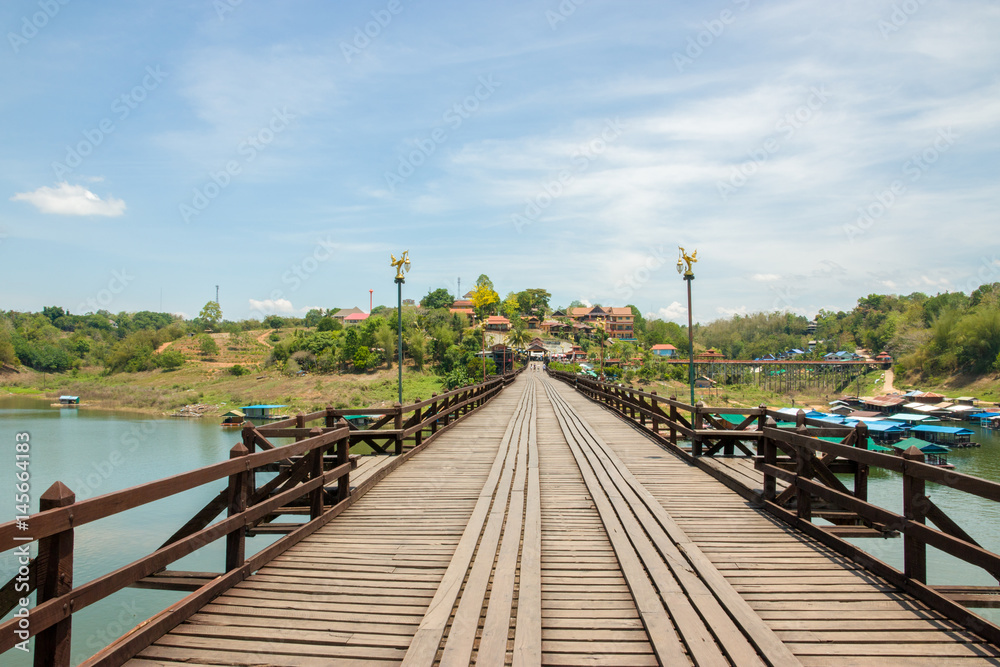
[
  {"x1": 58, "y1": 395, "x2": 80, "y2": 406},
  {"x1": 220, "y1": 409, "x2": 245, "y2": 428},
  {"x1": 910, "y1": 424, "x2": 976, "y2": 447},
  {"x1": 240, "y1": 404, "x2": 289, "y2": 421}
]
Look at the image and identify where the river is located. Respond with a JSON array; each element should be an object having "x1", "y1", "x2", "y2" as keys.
[{"x1": 1, "y1": 396, "x2": 999, "y2": 664}]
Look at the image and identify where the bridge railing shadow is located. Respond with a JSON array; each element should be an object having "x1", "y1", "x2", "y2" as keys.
[
  {"x1": 0, "y1": 367, "x2": 524, "y2": 666},
  {"x1": 547, "y1": 368, "x2": 1000, "y2": 647}
]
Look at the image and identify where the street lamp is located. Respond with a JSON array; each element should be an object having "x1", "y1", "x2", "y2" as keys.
[
  {"x1": 390, "y1": 251, "x2": 410, "y2": 404},
  {"x1": 677, "y1": 247, "x2": 698, "y2": 406},
  {"x1": 595, "y1": 317, "x2": 606, "y2": 380}
]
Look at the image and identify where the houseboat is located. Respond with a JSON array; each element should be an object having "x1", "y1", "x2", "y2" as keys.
[
  {"x1": 220, "y1": 409, "x2": 245, "y2": 428},
  {"x1": 240, "y1": 404, "x2": 289, "y2": 421},
  {"x1": 910, "y1": 424, "x2": 978, "y2": 448},
  {"x1": 890, "y1": 437, "x2": 955, "y2": 469},
  {"x1": 52, "y1": 395, "x2": 81, "y2": 408}
]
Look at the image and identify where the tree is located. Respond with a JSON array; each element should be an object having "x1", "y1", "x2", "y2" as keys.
[
  {"x1": 421, "y1": 288, "x2": 454, "y2": 310},
  {"x1": 471, "y1": 283, "x2": 500, "y2": 317},
  {"x1": 475, "y1": 274, "x2": 495, "y2": 291},
  {"x1": 317, "y1": 316, "x2": 339, "y2": 332},
  {"x1": 199, "y1": 301, "x2": 222, "y2": 330},
  {"x1": 198, "y1": 334, "x2": 219, "y2": 357},
  {"x1": 154, "y1": 349, "x2": 185, "y2": 370},
  {"x1": 502, "y1": 292, "x2": 520, "y2": 319},
  {"x1": 406, "y1": 328, "x2": 428, "y2": 370},
  {"x1": 353, "y1": 346, "x2": 373, "y2": 372},
  {"x1": 374, "y1": 322, "x2": 397, "y2": 369},
  {"x1": 304, "y1": 308, "x2": 324, "y2": 328}
]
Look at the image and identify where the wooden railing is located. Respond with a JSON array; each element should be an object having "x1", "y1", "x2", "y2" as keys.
[
  {"x1": 548, "y1": 369, "x2": 1000, "y2": 645},
  {"x1": 0, "y1": 369, "x2": 521, "y2": 666}
]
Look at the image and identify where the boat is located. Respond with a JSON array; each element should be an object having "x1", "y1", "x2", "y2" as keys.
[
  {"x1": 51, "y1": 395, "x2": 82, "y2": 408},
  {"x1": 220, "y1": 409, "x2": 246, "y2": 428}
]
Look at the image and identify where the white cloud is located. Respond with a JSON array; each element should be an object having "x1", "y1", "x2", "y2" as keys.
[
  {"x1": 717, "y1": 305, "x2": 749, "y2": 318},
  {"x1": 647, "y1": 302, "x2": 687, "y2": 322},
  {"x1": 10, "y1": 182, "x2": 125, "y2": 217},
  {"x1": 248, "y1": 298, "x2": 297, "y2": 315},
  {"x1": 751, "y1": 273, "x2": 781, "y2": 282}
]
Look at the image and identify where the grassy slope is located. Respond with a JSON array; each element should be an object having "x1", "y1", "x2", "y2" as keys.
[{"x1": 0, "y1": 329, "x2": 446, "y2": 416}]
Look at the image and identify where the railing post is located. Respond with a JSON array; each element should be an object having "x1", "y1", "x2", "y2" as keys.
[
  {"x1": 308, "y1": 428, "x2": 324, "y2": 520},
  {"x1": 394, "y1": 402, "x2": 403, "y2": 455},
  {"x1": 413, "y1": 399, "x2": 423, "y2": 448},
  {"x1": 242, "y1": 424, "x2": 256, "y2": 492},
  {"x1": 854, "y1": 422, "x2": 869, "y2": 502},
  {"x1": 295, "y1": 413, "x2": 306, "y2": 442},
  {"x1": 650, "y1": 391, "x2": 658, "y2": 434},
  {"x1": 429, "y1": 394, "x2": 438, "y2": 435},
  {"x1": 325, "y1": 406, "x2": 337, "y2": 428},
  {"x1": 756, "y1": 404, "x2": 767, "y2": 455},
  {"x1": 795, "y1": 445, "x2": 812, "y2": 523},
  {"x1": 669, "y1": 396, "x2": 678, "y2": 446},
  {"x1": 226, "y1": 442, "x2": 249, "y2": 572},
  {"x1": 902, "y1": 446, "x2": 927, "y2": 583},
  {"x1": 34, "y1": 482, "x2": 75, "y2": 667},
  {"x1": 336, "y1": 419, "x2": 351, "y2": 503},
  {"x1": 762, "y1": 436, "x2": 776, "y2": 503},
  {"x1": 693, "y1": 401, "x2": 705, "y2": 456}
]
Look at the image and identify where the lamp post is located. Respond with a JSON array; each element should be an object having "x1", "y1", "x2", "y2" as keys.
[
  {"x1": 390, "y1": 251, "x2": 410, "y2": 404},
  {"x1": 596, "y1": 317, "x2": 606, "y2": 380},
  {"x1": 677, "y1": 247, "x2": 698, "y2": 406}
]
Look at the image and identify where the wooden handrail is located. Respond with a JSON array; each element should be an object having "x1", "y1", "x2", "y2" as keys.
[
  {"x1": 0, "y1": 367, "x2": 523, "y2": 665},
  {"x1": 549, "y1": 366, "x2": 1000, "y2": 646}
]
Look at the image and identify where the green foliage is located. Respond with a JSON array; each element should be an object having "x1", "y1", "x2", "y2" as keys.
[
  {"x1": 229, "y1": 364, "x2": 250, "y2": 376},
  {"x1": 263, "y1": 315, "x2": 285, "y2": 329},
  {"x1": 444, "y1": 367, "x2": 470, "y2": 389},
  {"x1": 316, "y1": 316, "x2": 339, "y2": 332},
  {"x1": 421, "y1": 287, "x2": 454, "y2": 310},
  {"x1": 353, "y1": 346, "x2": 374, "y2": 372},
  {"x1": 199, "y1": 301, "x2": 222, "y2": 329},
  {"x1": 198, "y1": 334, "x2": 219, "y2": 357},
  {"x1": 154, "y1": 349, "x2": 185, "y2": 370},
  {"x1": 304, "y1": 308, "x2": 324, "y2": 328}
]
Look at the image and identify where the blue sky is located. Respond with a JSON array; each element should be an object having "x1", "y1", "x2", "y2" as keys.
[{"x1": 2, "y1": 0, "x2": 998, "y2": 323}]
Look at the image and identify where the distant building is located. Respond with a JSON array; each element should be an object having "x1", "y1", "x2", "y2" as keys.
[
  {"x1": 695, "y1": 348, "x2": 725, "y2": 361},
  {"x1": 568, "y1": 306, "x2": 635, "y2": 340},
  {"x1": 333, "y1": 307, "x2": 365, "y2": 321},
  {"x1": 651, "y1": 344, "x2": 678, "y2": 357},
  {"x1": 343, "y1": 312, "x2": 369, "y2": 326},
  {"x1": 485, "y1": 315, "x2": 510, "y2": 332}
]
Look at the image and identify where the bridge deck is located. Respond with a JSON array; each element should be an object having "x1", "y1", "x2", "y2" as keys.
[{"x1": 128, "y1": 374, "x2": 1000, "y2": 666}]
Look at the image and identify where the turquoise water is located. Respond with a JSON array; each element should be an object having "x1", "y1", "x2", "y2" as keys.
[
  {"x1": 0, "y1": 396, "x2": 281, "y2": 665},
  {"x1": 2, "y1": 396, "x2": 1000, "y2": 663}
]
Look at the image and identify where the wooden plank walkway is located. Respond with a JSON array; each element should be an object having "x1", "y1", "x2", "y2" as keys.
[{"x1": 127, "y1": 373, "x2": 1000, "y2": 666}]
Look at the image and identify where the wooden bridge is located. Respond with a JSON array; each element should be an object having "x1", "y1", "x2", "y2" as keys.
[{"x1": 4, "y1": 368, "x2": 1000, "y2": 665}]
